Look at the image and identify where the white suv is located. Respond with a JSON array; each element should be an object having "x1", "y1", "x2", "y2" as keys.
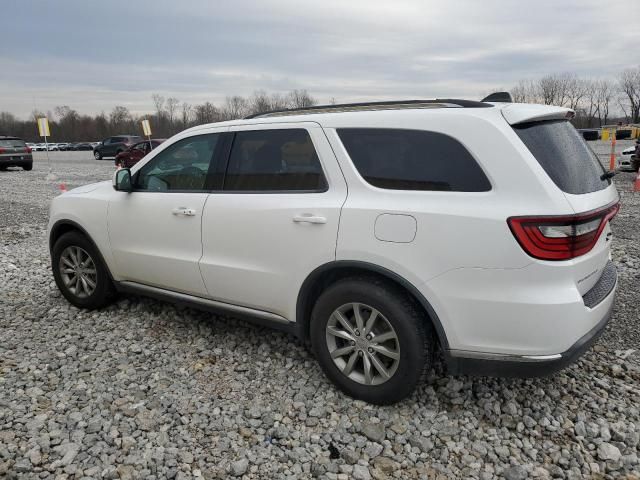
[{"x1": 48, "y1": 98, "x2": 619, "y2": 404}]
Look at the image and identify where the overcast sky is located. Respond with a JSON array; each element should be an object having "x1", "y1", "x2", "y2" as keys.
[{"x1": 1, "y1": 0, "x2": 638, "y2": 118}]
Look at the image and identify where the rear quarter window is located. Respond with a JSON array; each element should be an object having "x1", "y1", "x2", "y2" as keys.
[
  {"x1": 513, "y1": 120, "x2": 609, "y2": 194},
  {"x1": 337, "y1": 128, "x2": 491, "y2": 192}
]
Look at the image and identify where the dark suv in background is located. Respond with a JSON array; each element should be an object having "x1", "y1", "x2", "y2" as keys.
[
  {"x1": 0, "y1": 136, "x2": 33, "y2": 171},
  {"x1": 93, "y1": 135, "x2": 142, "y2": 160}
]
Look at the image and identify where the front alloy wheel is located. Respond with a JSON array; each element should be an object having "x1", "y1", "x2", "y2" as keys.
[
  {"x1": 52, "y1": 231, "x2": 115, "y2": 309},
  {"x1": 94, "y1": 151, "x2": 102, "y2": 160},
  {"x1": 58, "y1": 246, "x2": 98, "y2": 298}
]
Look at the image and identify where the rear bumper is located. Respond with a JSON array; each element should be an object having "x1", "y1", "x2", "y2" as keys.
[
  {"x1": 445, "y1": 262, "x2": 616, "y2": 377},
  {"x1": 0, "y1": 155, "x2": 33, "y2": 167}
]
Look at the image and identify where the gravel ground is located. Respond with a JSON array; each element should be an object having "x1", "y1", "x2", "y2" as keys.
[{"x1": 1, "y1": 145, "x2": 639, "y2": 480}]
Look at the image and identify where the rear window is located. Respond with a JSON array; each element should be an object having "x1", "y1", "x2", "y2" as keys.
[
  {"x1": 0, "y1": 139, "x2": 26, "y2": 148},
  {"x1": 513, "y1": 120, "x2": 609, "y2": 194},
  {"x1": 337, "y1": 128, "x2": 491, "y2": 192}
]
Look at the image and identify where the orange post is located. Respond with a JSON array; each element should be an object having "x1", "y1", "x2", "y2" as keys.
[
  {"x1": 609, "y1": 130, "x2": 616, "y2": 171},
  {"x1": 634, "y1": 170, "x2": 640, "y2": 192}
]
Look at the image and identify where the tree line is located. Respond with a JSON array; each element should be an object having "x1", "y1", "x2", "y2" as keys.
[
  {"x1": 1, "y1": 65, "x2": 639, "y2": 142},
  {"x1": 0, "y1": 89, "x2": 316, "y2": 142},
  {"x1": 509, "y1": 66, "x2": 640, "y2": 127}
]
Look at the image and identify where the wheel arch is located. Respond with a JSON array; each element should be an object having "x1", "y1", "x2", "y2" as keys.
[
  {"x1": 49, "y1": 219, "x2": 115, "y2": 281},
  {"x1": 295, "y1": 261, "x2": 449, "y2": 350}
]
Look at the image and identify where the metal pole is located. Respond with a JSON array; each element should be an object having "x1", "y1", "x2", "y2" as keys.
[{"x1": 44, "y1": 135, "x2": 51, "y2": 171}]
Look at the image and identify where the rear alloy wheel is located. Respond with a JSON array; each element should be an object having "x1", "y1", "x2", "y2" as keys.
[
  {"x1": 52, "y1": 231, "x2": 115, "y2": 309},
  {"x1": 310, "y1": 277, "x2": 434, "y2": 405},
  {"x1": 94, "y1": 151, "x2": 102, "y2": 160},
  {"x1": 325, "y1": 303, "x2": 400, "y2": 386}
]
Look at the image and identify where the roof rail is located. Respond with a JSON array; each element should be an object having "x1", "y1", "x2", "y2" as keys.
[
  {"x1": 244, "y1": 98, "x2": 492, "y2": 119},
  {"x1": 481, "y1": 91, "x2": 513, "y2": 103}
]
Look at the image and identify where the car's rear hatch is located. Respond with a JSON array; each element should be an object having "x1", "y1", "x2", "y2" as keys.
[
  {"x1": 502, "y1": 104, "x2": 619, "y2": 297},
  {"x1": 0, "y1": 138, "x2": 31, "y2": 162}
]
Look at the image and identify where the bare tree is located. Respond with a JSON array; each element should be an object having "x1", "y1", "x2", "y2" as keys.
[
  {"x1": 151, "y1": 94, "x2": 165, "y2": 119},
  {"x1": 166, "y1": 97, "x2": 180, "y2": 127},
  {"x1": 596, "y1": 79, "x2": 614, "y2": 126},
  {"x1": 181, "y1": 102, "x2": 192, "y2": 129},
  {"x1": 221, "y1": 96, "x2": 249, "y2": 120},
  {"x1": 619, "y1": 67, "x2": 640, "y2": 123},
  {"x1": 193, "y1": 102, "x2": 220, "y2": 124},
  {"x1": 511, "y1": 80, "x2": 538, "y2": 103},
  {"x1": 110, "y1": 106, "x2": 132, "y2": 132},
  {"x1": 565, "y1": 75, "x2": 587, "y2": 111},
  {"x1": 287, "y1": 89, "x2": 316, "y2": 109}
]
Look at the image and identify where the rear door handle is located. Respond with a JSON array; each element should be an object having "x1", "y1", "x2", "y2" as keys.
[
  {"x1": 293, "y1": 214, "x2": 327, "y2": 224},
  {"x1": 172, "y1": 207, "x2": 197, "y2": 216}
]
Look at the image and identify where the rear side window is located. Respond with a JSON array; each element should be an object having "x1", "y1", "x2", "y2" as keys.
[
  {"x1": 513, "y1": 120, "x2": 609, "y2": 194},
  {"x1": 337, "y1": 129, "x2": 491, "y2": 192},
  {"x1": 224, "y1": 129, "x2": 327, "y2": 192},
  {"x1": 0, "y1": 139, "x2": 26, "y2": 148}
]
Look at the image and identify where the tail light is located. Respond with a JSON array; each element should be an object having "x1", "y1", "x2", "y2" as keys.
[
  {"x1": 25, "y1": 146, "x2": 32, "y2": 153},
  {"x1": 508, "y1": 202, "x2": 619, "y2": 261},
  {"x1": 0, "y1": 148, "x2": 4, "y2": 154}
]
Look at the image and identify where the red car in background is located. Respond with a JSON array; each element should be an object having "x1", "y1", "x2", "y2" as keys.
[{"x1": 115, "y1": 139, "x2": 166, "y2": 168}]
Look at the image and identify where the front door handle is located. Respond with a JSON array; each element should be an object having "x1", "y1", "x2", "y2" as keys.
[
  {"x1": 293, "y1": 214, "x2": 327, "y2": 224},
  {"x1": 172, "y1": 207, "x2": 197, "y2": 216}
]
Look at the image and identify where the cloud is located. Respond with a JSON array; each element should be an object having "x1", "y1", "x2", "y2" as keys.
[{"x1": 0, "y1": 0, "x2": 637, "y2": 117}]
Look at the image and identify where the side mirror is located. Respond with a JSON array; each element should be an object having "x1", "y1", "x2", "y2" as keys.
[{"x1": 113, "y1": 168, "x2": 132, "y2": 192}]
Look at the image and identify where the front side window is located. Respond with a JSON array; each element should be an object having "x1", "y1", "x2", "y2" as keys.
[
  {"x1": 337, "y1": 128, "x2": 491, "y2": 192},
  {"x1": 134, "y1": 134, "x2": 220, "y2": 192},
  {"x1": 224, "y1": 129, "x2": 327, "y2": 192}
]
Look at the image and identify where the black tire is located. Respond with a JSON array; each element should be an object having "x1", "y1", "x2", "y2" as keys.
[
  {"x1": 22, "y1": 164, "x2": 33, "y2": 171},
  {"x1": 52, "y1": 231, "x2": 116, "y2": 309},
  {"x1": 94, "y1": 150, "x2": 102, "y2": 160},
  {"x1": 310, "y1": 276, "x2": 434, "y2": 405}
]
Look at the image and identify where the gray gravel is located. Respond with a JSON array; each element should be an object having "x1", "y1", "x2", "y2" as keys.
[{"x1": 1, "y1": 146, "x2": 639, "y2": 479}]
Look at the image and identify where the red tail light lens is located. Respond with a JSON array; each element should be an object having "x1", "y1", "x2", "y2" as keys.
[
  {"x1": 0, "y1": 148, "x2": 5, "y2": 154},
  {"x1": 508, "y1": 202, "x2": 619, "y2": 260},
  {"x1": 25, "y1": 146, "x2": 32, "y2": 153}
]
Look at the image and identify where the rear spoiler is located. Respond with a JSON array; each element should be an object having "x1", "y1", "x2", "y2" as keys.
[{"x1": 501, "y1": 104, "x2": 575, "y2": 126}]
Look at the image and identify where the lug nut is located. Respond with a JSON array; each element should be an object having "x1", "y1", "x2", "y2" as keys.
[
  {"x1": 368, "y1": 347, "x2": 374, "y2": 353},
  {"x1": 350, "y1": 340, "x2": 356, "y2": 346},
  {"x1": 358, "y1": 350, "x2": 364, "y2": 356},
  {"x1": 366, "y1": 334, "x2": 372, "y2": 340},
  {"x1": 355, "y1": 330, "x2": 360, "y2": 336}
]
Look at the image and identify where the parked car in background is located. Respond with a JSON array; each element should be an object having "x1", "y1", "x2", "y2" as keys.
[
  {"x1": 619, "y1": 144, "x2": 637, "y2": 171},
  {"x1": 74, "y1": 142, "x2": 95, "y2": 151},
  {"x1": 115, "y1": 139, "x2": 166, "y2": 168},
  {"x1": 93, "y1": 135, "x2": 142, "y2": 160},
  {"x1": 48, "y1": 98, "x2": 619, "y2": 404},
  {"x1": 32, "y1": 143, "x2": 47, "y2": 151},
  {"x1": 0, "y1": 136, "x2": 33, "y2": 171},
  {"x1": 631, "y1": 139, "x2": 640, "y2": 172}
]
